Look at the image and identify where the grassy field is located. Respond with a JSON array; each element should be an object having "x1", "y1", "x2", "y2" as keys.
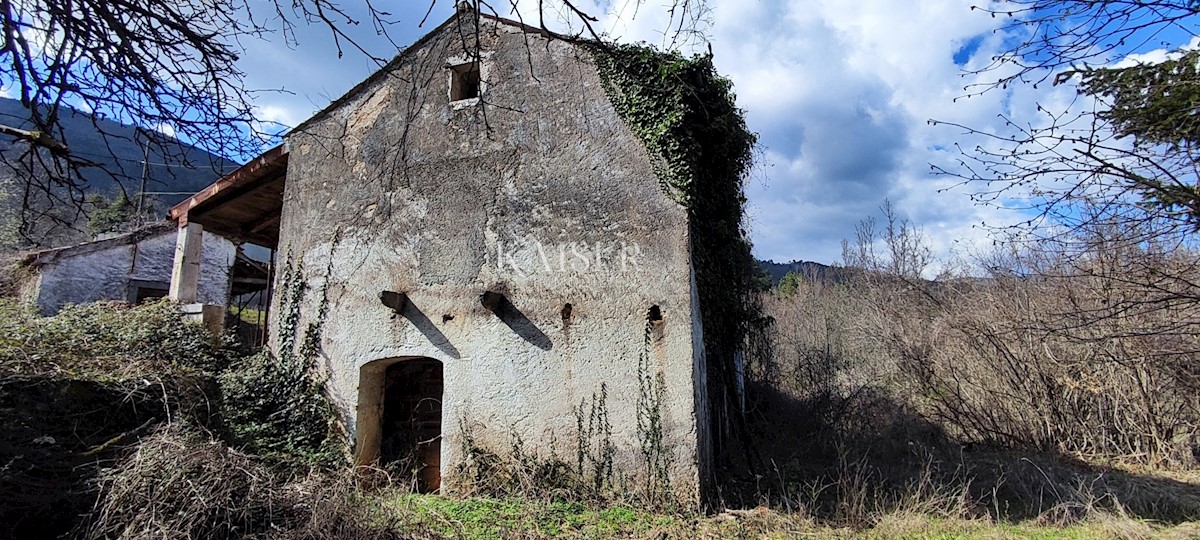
[{"x1": 367, "y1": 493, "x2": 1200, "y2": 539}]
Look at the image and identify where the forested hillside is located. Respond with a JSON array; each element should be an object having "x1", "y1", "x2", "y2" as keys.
[{"x1": 0, "y1": 98, "x2": 238, "y2": 250}]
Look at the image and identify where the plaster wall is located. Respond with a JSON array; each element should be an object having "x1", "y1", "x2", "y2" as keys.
[
  {"x1": 32, "y1": 231, "x2": 236, "y2": 314},
  {"x1": 276, "y1": 16, "x2": 709, "y2": 503}
]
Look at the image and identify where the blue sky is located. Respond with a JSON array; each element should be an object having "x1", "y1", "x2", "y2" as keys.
[{"x1": 222, "y1": 0, "x2": 1196, "y2": 269}]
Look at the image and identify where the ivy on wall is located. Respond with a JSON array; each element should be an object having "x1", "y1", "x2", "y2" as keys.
[
  {"x1": 220, "y1": 250, "x2": 340, "y2": 463},
  {"x1": 590, "y1": 43, "x2": 765, "y2": 474}
]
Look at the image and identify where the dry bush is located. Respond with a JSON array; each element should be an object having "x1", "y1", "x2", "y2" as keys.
[
  {"x1": 905, "y1": 243, "x2": 1200, "y2": 468},
  {"x1": 0, "y1": 299, "x2": 229, "y2": 539},
  {"x1": 754, "y1": 229, "x2": 1200, "y2": 523},
  {"x1": 83, "y1": 426, "x2": 410, "y2": 540},
  {"x1": 0, "y1": 299, "x2": 357, "y2": 538}
]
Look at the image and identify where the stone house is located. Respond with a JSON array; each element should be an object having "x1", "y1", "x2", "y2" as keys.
[
  {"x1": 17, "y1": 223, "x2": 237, "y2": 316},
  {"x1": 168, "y1": 8, "x2": 756, "y2": 506}
]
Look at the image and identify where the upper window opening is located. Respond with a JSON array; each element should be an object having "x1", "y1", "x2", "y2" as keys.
[{"x1": 450, "y1": 61, "x2": 481, "y2": 102}]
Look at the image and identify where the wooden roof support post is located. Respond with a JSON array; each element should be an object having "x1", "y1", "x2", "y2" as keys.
[{"x1": 169, "y1": 221, "x2": 204, "y2": 303}]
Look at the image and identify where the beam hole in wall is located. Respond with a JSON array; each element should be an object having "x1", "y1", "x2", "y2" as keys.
[
  {"x1": 356, "y1": 357, "x2": 444, "y2": 493},
  {"x1": 561, "y1": 303, "x2": 573, "y2": 322},
  {"x1": 647, "y1": 305, "x2": 664, "y2": 342},
  {"x1": 442, "y1": 314, "x2": 454, "y2": 323},
  {"x1": 449, "y1": 61, "x2": 481, "y2": 102}
]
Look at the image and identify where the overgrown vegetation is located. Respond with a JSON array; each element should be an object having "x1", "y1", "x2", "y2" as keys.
[
  {"x1": 220, "y1": 252, "x2": 341, "y2": 463},
  {"x1": 451, "y1": 377, "x2": 676, "y2": 510},
  {"x1": 0, "y1": 299, "x2": 227, "y2": 538},
  {"x1": 0, "y1": 285, "x2": 347, "y2": 537},
  {"x1": 749, "y1": 205, "x2": 1200, "y2": 529},
  {"x1": 590, "y1": 42, "x2": 764, "y2": 478}
]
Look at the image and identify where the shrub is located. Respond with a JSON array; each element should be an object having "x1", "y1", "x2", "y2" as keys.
[
  {"x1": 219, "y1": 350, "x2": 341, "y2": 464},
  {"x1": 0, "y1": 298, "x2": 230, "y2": 377}
]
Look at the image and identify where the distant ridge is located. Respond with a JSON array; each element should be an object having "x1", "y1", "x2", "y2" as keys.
[
  {"x1": 757, "y1": 259, "x2": 851, "y2": 286},
  {"x1": 0, "y1": 98, "x2": 241, "y2": 249},
  {"x1": 0, "y1": 97, "x2": 240, "y2": 205}
]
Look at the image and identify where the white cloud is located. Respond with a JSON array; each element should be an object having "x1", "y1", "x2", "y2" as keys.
[
  {"x1": 500, "y1": 0, "x2": 1047, "y2": 268},
  {"x1": 235, "y1": 0, "x2": 1184, "y2": 272},
  {"x1": 1112, "y1": 35, "x2": 1200, "y2": 68}
]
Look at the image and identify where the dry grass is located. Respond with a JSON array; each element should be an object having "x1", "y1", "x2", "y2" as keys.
[{"x1": 82, "y1": 426, "x2": 410, "y2": 540}]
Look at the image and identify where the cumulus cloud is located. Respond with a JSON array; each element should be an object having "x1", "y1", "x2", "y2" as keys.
[
  {"x1": 498, "y1": 0, "x2": 1050, "y2": 267},
  {"x1": 233, "y1": 0, "x2": 1187, "y2": 271}
]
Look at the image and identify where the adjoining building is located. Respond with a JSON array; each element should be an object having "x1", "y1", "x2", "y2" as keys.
[{"x1": 18, "y1": 223, "x2": 236, "y2": 315}]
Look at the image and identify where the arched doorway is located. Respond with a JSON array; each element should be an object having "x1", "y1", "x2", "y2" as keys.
[{"x1": 357, "y1": 357, "x2": 443, "y2": 492}]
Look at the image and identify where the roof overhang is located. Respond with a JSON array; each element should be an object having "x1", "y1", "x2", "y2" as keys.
[{"x1": 169, "y1": 144, "x2": 288, "y2": 247}]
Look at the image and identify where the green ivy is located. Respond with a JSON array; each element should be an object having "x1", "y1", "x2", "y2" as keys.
[
  {"x1": 219, "y1": 251, "x2": 340, "y2": 464},
  {"x1": 590, "y1": 43, "x2": 765, "y2": 473},
  {"x1": 589, "y1": 44, "x2": 756, "y2": 207}
]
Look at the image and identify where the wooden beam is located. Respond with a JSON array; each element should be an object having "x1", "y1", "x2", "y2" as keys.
[{"x1": 169, "y1": 144, "x2": 288, "y2": 221}]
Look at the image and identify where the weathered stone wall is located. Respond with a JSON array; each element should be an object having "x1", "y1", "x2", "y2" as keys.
[
  {"x1": 276, "y1": 15, "x2": 709, "y2": 503},
  {"x1": 31, "y1": 230, "x2": 235, "y2": 314}
]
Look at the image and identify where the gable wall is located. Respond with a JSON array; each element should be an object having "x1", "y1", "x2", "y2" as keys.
[{"x1": 278, "y1": 15, "x2": 709, "y2": 502}]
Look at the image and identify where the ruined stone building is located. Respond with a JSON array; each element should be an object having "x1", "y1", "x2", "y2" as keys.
[
  {"x1": 17, "y1": 223, "x2": 236, "y2": 315},
  {"x1": 168, "y1": 8, "x2": 757, "y2": 506}
]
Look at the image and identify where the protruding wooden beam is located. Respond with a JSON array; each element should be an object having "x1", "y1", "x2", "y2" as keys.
[
  {"x1": 480, "y1": 290, "x2": 504, "y2": 312},
  {"x1": 379, "y1": 290, "x2": 409, "y2": 314}
]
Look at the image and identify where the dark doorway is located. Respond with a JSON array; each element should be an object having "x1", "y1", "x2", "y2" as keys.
[{"x1": 380, "y1": 358, "x2": 443, "y2": 492}]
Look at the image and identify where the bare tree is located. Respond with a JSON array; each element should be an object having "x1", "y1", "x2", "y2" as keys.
[
  {"x1": 841, "y1": 200, "x2": 932, "y2": 279},
  {"x1": 0, "y1": 0, "x2": 710, "y2": 248},
  {"x1": 965, "y1": 1, "x2": 1200, "y2": 93},
  {"x1": 944, "y1": 2, "x2": 1200, "y2": 243}
]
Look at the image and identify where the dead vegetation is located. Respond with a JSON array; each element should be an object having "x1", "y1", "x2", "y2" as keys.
[
  {"x1": 746, "y1": 214, "x2": 1200, "y2": 530},
  {"x1": 3, "y1": 219, "x2": 1200, "y2": 538},
  {"x1": 0, "y1": 299, "x2": 399, "y2": 539},
  {"x1": 83, "y1": 427, "x2": 409, "y2": 540}
]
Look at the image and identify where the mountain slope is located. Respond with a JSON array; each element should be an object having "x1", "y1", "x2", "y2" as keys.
[
  {"x1": 757, "y1": 259, "x2": 851, "y2": 286},
  {"x1": 0, "y1": 98, "x2": 240, "y2": 249}
]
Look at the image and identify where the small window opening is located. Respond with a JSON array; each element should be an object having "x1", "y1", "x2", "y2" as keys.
[
  {"x1": 647, "y1": 305, "x2": 664, "y2": 342},
  {"x1": 127, "y1": 279, "x2": 169, "y2": 304},
  {"x1": 561, "y1": 303, "x2": 573, "y2": 322},
  {"x1": 450, "y1": 62, "x2": 481, "y2": 102}
]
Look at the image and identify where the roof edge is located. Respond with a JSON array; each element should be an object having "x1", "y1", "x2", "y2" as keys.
[
  {"x1": 19, "y1": 222, "x2": 176, "y2": 267},
  {"x1": 288, "y1": 10, "x2": 571, "y2": 136},
  {"x1": 168, "y1": 143, "x2": 288, "y2": 223}
]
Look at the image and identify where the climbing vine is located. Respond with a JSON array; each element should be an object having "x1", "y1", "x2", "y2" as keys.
[
  {"x1": 636, "y1": 317, "x2": 674, "y2": 507},
  {"x1": 575, "y1": 383, "x2": 616, "y2": 494},
  {"x1": 219, "y1": 248, "x2": 340, "y2": 463},
  {"x1": 589, "y1": 43, "x2": 756, "y2": 206},
  {"x1": 591, "y1": 43, "x2": 766, "y2": 474}
]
